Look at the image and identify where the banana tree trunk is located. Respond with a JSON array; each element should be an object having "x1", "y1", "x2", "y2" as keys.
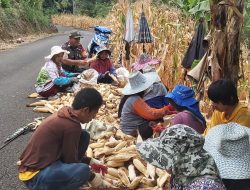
[{"x1": 210, "y1": 0, "x2": 245, "y2": 85}]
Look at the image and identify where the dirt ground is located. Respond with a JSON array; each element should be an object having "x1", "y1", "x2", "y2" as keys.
[{"x1": 0, "y1": 33, "x2": 58, "y2": 51}]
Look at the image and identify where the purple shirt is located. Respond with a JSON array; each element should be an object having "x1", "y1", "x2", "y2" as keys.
[{"x1": 171, "y1": 111, "x2": 206, "y2": 134}]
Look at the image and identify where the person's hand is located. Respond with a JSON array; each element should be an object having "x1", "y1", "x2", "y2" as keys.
[
  {"x1": 90, "y1": 164, "x2": 108, "y2": 176},
  {"x1": 71, "y1": 77, "x2": 79, "y2": 83}
]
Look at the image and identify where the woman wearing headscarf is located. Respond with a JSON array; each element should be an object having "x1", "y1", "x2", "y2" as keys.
[
  {"x1": 165, "y1": 84, "x2": 206, "y2": 134},
  {"x1": 137, "y1": 124, "x2": 226, "y2": 190}
]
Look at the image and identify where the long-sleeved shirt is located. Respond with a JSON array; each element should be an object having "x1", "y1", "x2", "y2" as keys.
[
  {"x1": 120, "y1": 95, "x2": 170, "y2": 135},
  {"x1": 35, "y1": 60, "x2": 74, "y2": 93},
  {"x1": 171, "y1": 111, "x2": 206, "y2": 134},
  {"x1": 204, "y1": 103, "x2": 250, "y2": 135},
  {"x1": 19, "y1": 106, "x2": 82, "y2": 174},
  {"x1": 90, "y1": 58, "x2": 116, "y2": 79}
]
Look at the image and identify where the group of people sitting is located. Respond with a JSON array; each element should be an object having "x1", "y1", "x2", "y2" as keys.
[
  {"x1": 18, "y1": 31, "x2": 250, "y2": 190},
  {"x1": 35, "y1": 31, "x2": 118, "y2": 98}
]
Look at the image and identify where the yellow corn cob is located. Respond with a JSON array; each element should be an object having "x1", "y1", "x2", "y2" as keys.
[
  {"x1": 104, "y1": 177, "x2": 122, "y2": 187},
  {"x1": 128, "y1": 164, "x2": 136, "y2": 181},
  {"x1": 89, "y1": 142, "x2": 105, "y2": 149},
  {"x1": 128, "y1": 176, "x2": 143, "y2": 189},
  {"x1": 155, "y1": 168, "x2": 165, "y2": 177},
  {"x1": 157, "y1": 172, "x2": 170, "y2": 188},
  {"x1": 147, "y1": 163, "x2": 156, "y2": 180},
  {"x1": 141, "y1": 177, "x2": 156, "y2": 187},
  {"x1": 114, "y1": 141, "x2": 127, "y2": 151},
  {"x1": 33, "y1": 107, "x2": 50, "y2": 113},
  {"x1": 105, "y1": 140, "x2": 121, "y2": 148},
  {"x1": 106, "y1": 153, "x2": 136, "y2": 162},
  {"x1": 106, "y1": 161, "x2": 124, "y2": 168},
  {"x1": 28, "y1": 92, "x2": 39, "y2": 98},
  {"x1": 28, "y1": 101, "x2": 46, "y2": 107},
  {"x1": 114, "y1": 145, "x2": 136, "y2": 154},
  {"x1": 107, "y1": 168, "x2": 119, "y2": 178},
  {"x1": 133, "y1": 159, "x2": 149, "y2": 177},
  {"x1": 97, "y1": 131, "x2": 114, "y2": 139},
  {"x1": 118, "y1": 168, "x2": 130, "y2": 186},
  {"x1": 86, "y1": 147, "x2": 93, "y2": 157}
]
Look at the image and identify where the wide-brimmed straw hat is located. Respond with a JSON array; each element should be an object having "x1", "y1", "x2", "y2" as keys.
[
  {"x1": 122, "y1": 71, "x2": 158, "y2": 95},
  {"x1": 204, "y1": 122, "x2": 250, "y2": 179},
  {"x1": 44, "y1": 46, "x2": 69, "y2": 61},
  {"x1": 131, "y1": 53, "x2": 161, "y2": 71}
]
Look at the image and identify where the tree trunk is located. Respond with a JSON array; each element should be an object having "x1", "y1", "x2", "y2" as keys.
[{"x1": 210, "y1": 0, "x2": 245, "y2": 85}]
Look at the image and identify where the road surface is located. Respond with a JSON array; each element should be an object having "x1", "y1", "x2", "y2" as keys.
[{"x1": 0, "y1": 26, "x2": 94, "y2": 190}]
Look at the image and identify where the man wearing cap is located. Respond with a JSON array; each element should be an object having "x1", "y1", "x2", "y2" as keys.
[{"x1": 61, "y1": 31, "x2": 90, "y2": 73}]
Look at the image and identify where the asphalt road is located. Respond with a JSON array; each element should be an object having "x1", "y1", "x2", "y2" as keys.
[{"x1": 0, "y1": 26, "x2": 94, "y2": 190}]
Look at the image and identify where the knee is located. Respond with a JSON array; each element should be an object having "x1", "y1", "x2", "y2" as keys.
[{"x1": 76, "y1": 164, "x2": 91, "y2": 183}]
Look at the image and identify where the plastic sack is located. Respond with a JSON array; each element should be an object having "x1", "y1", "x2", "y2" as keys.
[
  {"x1": 79, "y1": 69, "x2": 98, "y2": 84},
  {"x1": 116, "y1": 67, "x2": 129, "y2": 87}
]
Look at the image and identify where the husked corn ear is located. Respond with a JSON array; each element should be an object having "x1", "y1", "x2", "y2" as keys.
[
  {"x1": 155, "y1": 168, "x2": 165, "y2": 177},
  {"x1": 141, "y1": 177, "x2": 156, "y2": 187},
  {"x1": 28, "y1": 101, "x2": 46, "y2": 107},
  {"x1": 106, "y1": 153, "x2": 136, "y2": 162},
  {"x1": 28, "y1": 92, "x2": 39, "y2": 98},
  {"x1": 114, "y1": 141, "x2": 127, "y2": 151},
  {"x1": 97, "y1": 131, "x2": 114, "y2": 139},
  {"x1": 102, "y1": 180, "x2": 117, "y2": 188},
  {"x1": 133, "y1": 159, "x2": 148, "y2": 177},
  {"x1": 104, "y1": 177, "x2": 122, "y2": 187},
  {"x1": 147, "y1": 163, "x2": 156, "y2": 180},
  {"x1": 94, "y1": 147, "x2": 114, "y2": 157},
  {"x1": 107, "y1": 168, "x2": 119, "y2": 178},
  {"x1": 33, "y1": 107, "x2": 50, "y2": 113},
  {"x1": 128, "y1": 164, "x2": 136, "y2": 181},
  {"x1": 128, "y1": 176, "x2": 143, "y2": 189},
  {"x1": 115, "y1": 145, "x2": 136, "y2": 154},
  {"x1": 106, "y1": 161, "x2": 124, "y2": 168},
  {"x1": 118, "y1": 168, "x2": 130, "y2": 186},
  {"x1": 157, "y1": 172, "x2": 170, "y2": 187},
  {"x1": 105, "y1": 140, "x2": 120, "y2": 148},
  {"x1": 86, "y1": 147, "x2": 93, "y2": 157},
  {"x1": 89, "y1": 142, "x2": 105, "y2": 149}
]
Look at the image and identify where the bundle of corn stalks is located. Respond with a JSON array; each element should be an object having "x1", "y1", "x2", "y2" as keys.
[
  {"x1": 81, "y1": 129, "x2": 171, "y2": 189},
  {"x1": 27, "y1": 83, "x2": 123, "y2": 126}
]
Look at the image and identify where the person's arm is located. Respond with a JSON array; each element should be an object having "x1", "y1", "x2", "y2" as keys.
[
  {"x1": 47, "y1": 67, "x2": 72, "y2": 86},
  {"x1": 133, "y1": 98, "x2": 171, "y2": 121},
  {"x1": 61, "y1": 58, "x2": 88, "y2": 67}
]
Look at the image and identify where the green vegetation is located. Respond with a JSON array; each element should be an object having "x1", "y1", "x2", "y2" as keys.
[{"x1": 0, "y1": 0, "x2": 53, "y2": 40}]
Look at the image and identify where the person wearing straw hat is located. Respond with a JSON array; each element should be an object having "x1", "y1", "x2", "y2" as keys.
[
  {"x1": 131, "y1": 53, "x2": 161, "y2": 72},
  {"x1": 35, "y1": 46, "x2": 80, "y2": 98},
  {"x1": 118, "y1": 71, "x2": 175, "y2": 140},
  {"x1": 204, "y1": 122, "x2": 250, "y2": 190},
  {"x1": 204, "y1": 79, "x2": 250, "y2": 135},
  {"x1": 136, "y1": 124, "x2": 226, "y2": 190},
  {"x1": 61, "y1": 31, "x2": 91, "y2": 73},
  {"x1": 165, "y1": 84, "x2": 206, "y2": 134},
  {"x1": 90, "y1": 48, "x2": 117, "y2": 84},
  {"x1": 141, "y1": 65, "x2": 170, "y2": 109}
]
